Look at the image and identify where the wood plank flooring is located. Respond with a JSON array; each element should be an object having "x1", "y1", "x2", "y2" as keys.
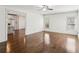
[
  {"x1": 0, "y1": 41, "x2": 6, "y2": 53},
  {"x1": 6, "y1": 31, "x2": 78, "y2": 53},
  {"x1": 7, "y1": 29, "x2": 26, "y2": 53}
]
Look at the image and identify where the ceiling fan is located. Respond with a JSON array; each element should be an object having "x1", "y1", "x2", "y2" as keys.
[{"x1": 37, "y1": 5, "x2": 53, "y2": 11}]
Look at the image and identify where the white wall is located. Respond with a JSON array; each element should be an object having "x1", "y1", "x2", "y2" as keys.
[
  {"x1": 26, "y1": 12, "x2": 44, "y2": 35},
  {"x1": 0, "y1": 7, "x2": 7, "y2": 42},
  {"x1": 77, "y1": 11, "x2": 79, "y2": 33},
  {"x1": 18, "y1": 15, "x2": 26, "y2": 29},
  {"x1": 44, "y1": 11, "x2": 78, "y2": 35}
]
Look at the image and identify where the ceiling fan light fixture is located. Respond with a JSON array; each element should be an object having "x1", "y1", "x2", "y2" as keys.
[
  {"x1": 42, "y1": 8, "x2": 47, "y2": 11},
  {"x1": 36, "y1": 5, "x2": 53, "y2": 11}
]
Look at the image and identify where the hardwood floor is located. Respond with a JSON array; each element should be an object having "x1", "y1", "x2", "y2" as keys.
[
  {"x1": 44, "y1": 31, "x2": 78, "y2": 53},
  {"x1": 6, "y1": 31, "x2": 78, "y2": 53},
  {"x1": 7, "y1": 29, "x2": 26, "y2": 53},
  {"x1": 26, "y1": 32, "x2": 44, "y2": 53},
  {"x1": 0, "y1": 41, "x2": 6, "y2": 53}
]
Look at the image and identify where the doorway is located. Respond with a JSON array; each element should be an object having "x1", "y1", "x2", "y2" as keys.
[{"x1": 6, "y1": 10, "x2": 26, "y2": 53}]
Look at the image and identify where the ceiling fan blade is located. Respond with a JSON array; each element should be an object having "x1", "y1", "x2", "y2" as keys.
[{"x1": 48, "y1": 8, "x2": 53, "y2": 10}]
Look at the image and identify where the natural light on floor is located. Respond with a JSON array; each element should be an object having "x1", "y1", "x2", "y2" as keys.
[
  {"x1": 66, "y1": 38, "x2": 76, "y2": 53},
  {"x1": 44, "y1": 33, "x2": 50, "y2": 45}
]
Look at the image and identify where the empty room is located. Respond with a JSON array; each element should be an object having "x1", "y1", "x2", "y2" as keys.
[{"x1": 0, "y1": 5, "x2": 79, "y2": 53}]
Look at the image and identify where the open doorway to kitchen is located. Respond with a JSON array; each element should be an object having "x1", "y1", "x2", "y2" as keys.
[{"x1": 6, "y1": 10, "x2": 26, "y2": 53}]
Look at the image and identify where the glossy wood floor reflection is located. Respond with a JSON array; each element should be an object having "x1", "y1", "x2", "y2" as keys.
[
  {"x1": 44, "y1": 31, "x2": 78, "y2": 53},
  {"x1": 7, "y1": 31, "x2": 78, "y2": 53},
  {"x1": 7, "y1": 29, "x2": 26, "y2": 53}
]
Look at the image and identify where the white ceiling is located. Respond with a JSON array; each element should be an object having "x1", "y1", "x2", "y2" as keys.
[{"x1": 2, "y1": 5, "x2": 79, "y2": 14}]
